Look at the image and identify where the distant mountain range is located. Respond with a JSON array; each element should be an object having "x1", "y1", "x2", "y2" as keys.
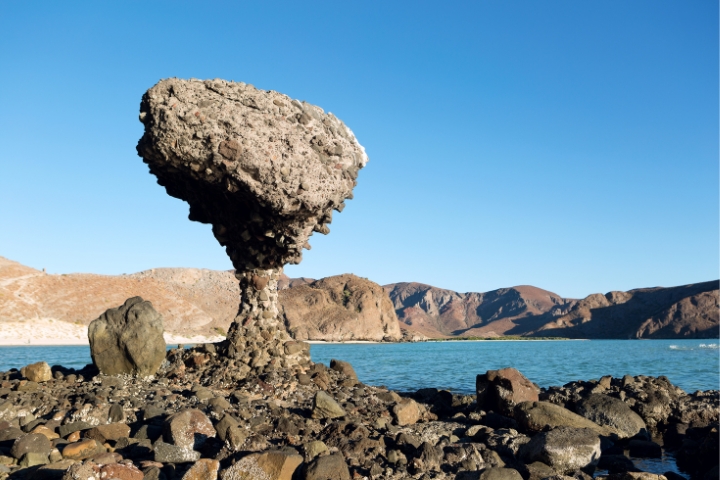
[
  {"x1": 384, "y1": 281, "x2": 719, "y2": 339},
  {"x1": 1, "y1": 256, "x2": 717, "y2": 341}
]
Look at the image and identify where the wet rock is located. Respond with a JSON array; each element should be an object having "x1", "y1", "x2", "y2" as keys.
[
  {"x1": 520, "y1": 426, "x2": 601, "y2": 473},
  {"x1": 597, "y1": 454, "x2": 638, "y2": 473},
  {"x1": 514, "y1": 401, "x2": 612, "y2": 436},
  {"x1": 392, "y1": 398, "x2": 421, "y2": 426},
  {"x1": 11, "y1": 433, "x2": 52, "y2": 460},
  {"x1": 304, "y1": 453, "x2": 351, "y2": 480},
  {"x1": 311, "y1": 391, "x2": 346, "y2": 419},
  {"x1": 477, "y1": 368, "x2": 540, "y2": 416},
  {"x1": 88, "y1": 297, "x2": 166, "y2": 376},
  {"x1": 576, "y1": 394, "x2": 648, "y2": 439},
  {"x1": 163, "y1": 408, "x2": 215, "y2": 449},
  {"x1": 21, "y1": 362, "x2": 53, "y2": 383},
  {"x1": 627, "y1": 439, "x2": 662, "y2": 458}
]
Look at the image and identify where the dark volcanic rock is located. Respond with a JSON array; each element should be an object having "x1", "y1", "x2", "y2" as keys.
[
  {"x1": 576, "y1": 394, "x2": 648, "y2": 439},
  {"x1": 477, "y1": 368, "x2": 540, "y2": 416},
  {"x1": 88, "y1": 297, "x2": 166, "y2": 376}
]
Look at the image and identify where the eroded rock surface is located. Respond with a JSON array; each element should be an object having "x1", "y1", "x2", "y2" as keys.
[
  {"x1": 88, "y1": 297, "x2": 166, "y2": 376},
  {"x1": 137, "y1": 78, "x2": 367, "y2": 369},
  {"x1": 280, "y1": 274, "x2": 402, "y2": 342}
]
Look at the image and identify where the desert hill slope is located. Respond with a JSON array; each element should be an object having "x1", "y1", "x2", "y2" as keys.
[
  {"x1": 1, "y1": 256, "x2": 716, "y2": 342},
  {"x1": 384, "y1": 280, "x2": 719, "y2": 339}
]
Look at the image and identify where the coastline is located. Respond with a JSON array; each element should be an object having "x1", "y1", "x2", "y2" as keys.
[{"x1": 0, "y1": 320, "x2": 223, "y2": 346}]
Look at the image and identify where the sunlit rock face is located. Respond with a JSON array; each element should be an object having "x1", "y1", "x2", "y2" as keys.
[{"x1": 137, "y1": 78, "x2": 367, "y2": 370}]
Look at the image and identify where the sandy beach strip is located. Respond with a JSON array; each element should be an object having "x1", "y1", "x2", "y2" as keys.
[{"x1": 0, "y1": 320, "x2": 224, "y2": 346}]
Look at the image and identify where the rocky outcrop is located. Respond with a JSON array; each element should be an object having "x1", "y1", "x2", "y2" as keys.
[
  {"x1": 279, "y1": 274, "x2": 402, "y2": 342},
  {"x1": 137, "y1": 78, "x2": 368, "y2": 369},
  {"x1": 88, "y1": 297, "x2": 166, "y2": 376}
]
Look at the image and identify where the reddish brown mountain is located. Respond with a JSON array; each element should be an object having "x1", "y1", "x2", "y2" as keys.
[{"x1": 384, "y1": 281, "x2": 719, "y2": 339}]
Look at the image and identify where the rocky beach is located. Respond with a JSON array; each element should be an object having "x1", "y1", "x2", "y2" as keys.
[{"x1": 0, "y1": 78, "x2": 717, "y2": 480}]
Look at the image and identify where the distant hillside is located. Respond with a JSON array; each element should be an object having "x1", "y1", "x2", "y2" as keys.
[
  {"x1": 384, "y1": 281, "x2": 719, "y2": 339},
  {"x1": 2, "y1": 256, "x2": 716, "y2": 341}
]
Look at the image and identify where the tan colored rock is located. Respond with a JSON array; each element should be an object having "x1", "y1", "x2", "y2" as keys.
[
  {"x1": 183, "y1": 459, "x2": 220, "y2": 480},
  {"x1": 30, "y1": 425, "x2": 59, "y2": 440},
  {"x1": 281, "y1": 274, "x2": 402, "y2": 341},
  {"x1": 392, "y1": 398, "x2": 421, "y2": 426},
  {"x1": 85, "y1": 423, "x2": 131, "y2": 443},
  {"x1": 220, "y1": 450, "x2": 303, "y2": 480},
  {"x1": 164, "y1": 409, "x2": 216, "y2": 449},
  {"x1": 99, "y1": 463, "x2": 144, "y2": 480},
  {"x1": 21, "y1": 362, "x2": 52, "y2": 382},
  {"x1": 62, "y1": 439, "x2": 106, "y2": 460},
  {"x1": 311, "y1": 391, "x2": 346, "y2": 419}
]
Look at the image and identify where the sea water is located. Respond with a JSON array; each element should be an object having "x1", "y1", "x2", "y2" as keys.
[{"x1": 0, "y1": 339, "x2": 717, "y2": 394}]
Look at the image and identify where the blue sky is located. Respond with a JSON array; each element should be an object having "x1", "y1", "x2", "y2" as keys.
[{"x1": 0, "y1": 1, "x2": 717, "y2": 298}]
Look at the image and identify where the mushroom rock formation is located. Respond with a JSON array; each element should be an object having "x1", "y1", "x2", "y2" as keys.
[{"x1": 137, "y1": 78, "x2": 367, "y2": 370}]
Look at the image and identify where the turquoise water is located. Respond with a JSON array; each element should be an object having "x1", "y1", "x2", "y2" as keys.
[{"x1": 0, "y1": 340, "x2": 717, "y2": 394}]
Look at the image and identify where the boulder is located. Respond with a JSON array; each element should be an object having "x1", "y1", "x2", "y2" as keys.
[
  {"x1": 520, "y1": 426, "x2": 601, "y2": 473},
  {"x1": 456, "y1": 468, "x2": 524, "y2": 480},
  {"x1": 304, "y1": 453, "x2": 351, "y2": 480},
  {"x1": 21, "y1": 362, "x2": 52, "y2": 383},
  {"x1": 311, "y1": 391, "x2": 346, "y2": 419},
  {"x1": 392, "y1": 398, "x2": 421, "y2": 426},
  {"x1": 85, "y1": 423, "x2": 131, "y2": 443},
  {"x1": 329, "y1": 359, "x2": 357, "y2": 379},
  {"x1": 88, "y1": 297, "x2": 166, "y2": 376},
  {"x1": 576, "y1": 394, "x2": 648, "y2": 439},
  {"x1": 98, "y1": 463, "x2": 144, "y2": 480},
  {"x1": 515, "y1": 401, "x2": 612, "y2": 436},
  {"x1": 163, "y1": 409, "x2": 215, "y2": 450},
  {"x1": 61, "y1": 440, "x2": 105, "y2": 460},
  {"x1": 11, "y1": 433, "x2": 52, "y2": 460},
  {"x1": 477, "y1": 368, "x2": 540, "y2": 416},
  {"x1": 153, "y1": 442, "x2": 200, "y2": 463},
  {"x1": 182, "y1": 459, "x2": 220, "y2": 480},
  {"x1": 220, "y1": 450, "x2": 302, "y2": 480}
]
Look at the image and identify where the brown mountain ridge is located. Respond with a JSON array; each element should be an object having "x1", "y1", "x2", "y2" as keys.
[{"x1": 1, "y1": 256, "x2": 716, "y2": 341}]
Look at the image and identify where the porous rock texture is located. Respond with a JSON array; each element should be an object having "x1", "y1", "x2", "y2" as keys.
[
  {"x1": 87, "y1": 297, "x2": 166, "y2": 376},
  {"x1": 137, "y1": 78, "x2": 367, "y2": 369}
]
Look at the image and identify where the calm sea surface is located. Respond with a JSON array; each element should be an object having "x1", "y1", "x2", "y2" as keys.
[{"x1": 0, "y1": 339, "x2": 717, "y2": 394}]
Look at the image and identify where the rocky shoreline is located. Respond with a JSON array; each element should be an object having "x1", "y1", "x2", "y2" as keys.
[{"x1": 0, "y1": 344, "x2": 717, "y2": 480}]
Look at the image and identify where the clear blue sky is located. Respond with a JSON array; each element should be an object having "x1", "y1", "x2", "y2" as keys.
[{"x1": 0, "y1": 1, "x2": 717, "y2": 299}]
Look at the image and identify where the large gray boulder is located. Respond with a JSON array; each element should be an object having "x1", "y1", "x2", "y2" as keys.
[
  {"x1": 520, "y1": 426, "x2": 601, "y2": 473},
  {"x1": 88, "y1": 297, "x2": 166, "y2": 376},
  {"x1": 576, "y1": 394, "x2": 648, "y2": 439},
  {"x1": 514, "y1": 401, "x2": 613, "y2": 437}
]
